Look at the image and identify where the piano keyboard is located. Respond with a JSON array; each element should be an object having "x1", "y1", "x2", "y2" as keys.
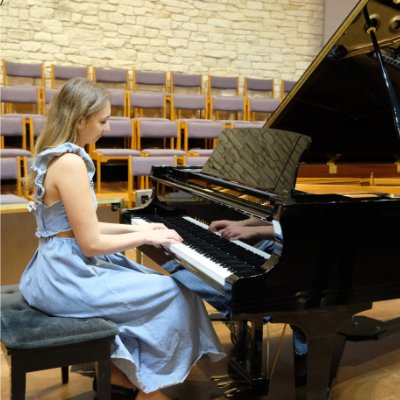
[{"x1": 131, "y1": 215, "x2": 270, "y2": 287}]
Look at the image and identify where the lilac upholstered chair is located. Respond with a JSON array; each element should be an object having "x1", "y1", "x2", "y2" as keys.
[
  {"x1": 2, "y1": 60, "x2": 45, "y2": 87},
  {"x1": 210, "y1": 95, "x2": 246, "y2": 122},
  {"x1": 129, "y1": 92, "x2": 167, "y2": 119},
  {"x1": 51, "y1": 64, "x2": 89, "y2": 88},
  {"x1": 243, "y1": 77, "x2": 279, "y2": 121},
  {"x1": 132, "y1": 70, "x2": 168, "y2": 94},
  {"x1": 247, "y1": 98, "x2": 280, "y2": 122},
  {"x1": 184, "y1": 155, "x2": 209, "y2": 167},
  {"x1": 280, "y1": 79, "x2": 297, "y2": 101},
  {"x1": 93, "y1": 67, "x2": 130, "y2": 117},
  {"x1": 89, "y1": 118, "x2": 140, "y2": 192},
  {"x1": 127, "y1": 155, "x2": 177, "y2": 207},
  {"x1": 28, "y1": 115, "x2": 45, "y2": 153},
  {"x1": 229, "y1": 121, "x2": 265, "y2": 128},
  {"x1": 170, "y1": 72, "x2": 208, "y2": 120},
  {"x1": 136, "y1": 120, "x2": 185, "y2": 158},
  {"x1": 42, "y1": 88, "x2": 60, "y2": 112},
  {"x1": 207, "y1": 75, "x2": 246, "y2": 122},
  {"x1": 0, "y1": 115, "x2": 31, "y2": 157},
  {"x1": 0, "y1": 157, "x2": 29, "y2": 205},
  {"x1": 183, "y1": 120, "x2": 225, "y2": 155},
  {"x1": 0, "y1": 86, "x2": 42, "y2": 116}
]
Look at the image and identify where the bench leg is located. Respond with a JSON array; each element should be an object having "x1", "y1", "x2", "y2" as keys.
[
  {"x1": 96, "y1": 357, "x2": 112, "y2": 400},
  {"x1": 61, "y1": 366, "x2": 69, "y2": 384},
  {"x1": 10, "y1": 356, "x2": 26, "y2": 400}
]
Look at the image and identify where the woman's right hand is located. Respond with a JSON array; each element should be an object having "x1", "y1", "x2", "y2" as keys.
[{"x1": 146, "y1": 229, "x2": 183, "y2": 247}]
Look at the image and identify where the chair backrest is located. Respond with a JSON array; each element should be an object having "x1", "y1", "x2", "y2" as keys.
[
  {"x1": 0, "y1": 115, "x2": 27, "y2": 151},
  {"x1": 280, "y1": 79, "x2": 296, "y2": 100},
  {"x1": 129, "y1": 92, "x2": 167, "y2": 118},
  {"x1": 132, "y1": 71, "x2": 168, "y2": 93},
  {"x1": 171, "y1": 94, "x2": 207, "y2": 120},
  {"x1": 0, "y1": 86, "x2": 41, "y2": 114},
  {"x1": 29, "y1": 115, "x2": 46, "y2": 152},
  {"x1": 2, "y1": 60, "x2": 45, "y2": 87},
  {"x1": 89, "y1": 117, "x2": 134, "y2": 155},
  {"x1": 0, "y1": 156, "x2": 25, "y2": 199},
  {"x1": 210, "y1": 96, "x2": 246, "y2": 121},
  {"x1": 170, "y1": 72, "x2": 203, "y2": 95},
  {"x1": 51, "y1": 64, "x2": 89, "y2": 88},
  {"x1": 93, "y1": 67, "x2": 130, "y2": 90},
  {"x1": 42, "y1": 87, "x2": 60, "y2": 111},
  {"x1": 183, "y1": 120, "x2": 224, "y2": 152},
  {"x1": 207, "y1": 75, "x2": 240, "y2": 97},
  {"x1": 136, "y1": 120, "x2": 179, "y2": 150},
  {"x1": 184, "y1": 155, "x2": 209, "y2": 167},
  {"x1": 244, "y1": 77, "x2": 275, "y2": 98},
  {"x1": 109, "y1": 89, "x2": 129, "y2": 117}
]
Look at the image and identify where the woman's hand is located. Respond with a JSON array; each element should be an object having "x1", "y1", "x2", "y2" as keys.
[
  {"x1": 146, "y1": 229, "x2": 183, "y2": 247},
  {"x1": 133, "y1": 223, "x2": 169, "y2": 232}
]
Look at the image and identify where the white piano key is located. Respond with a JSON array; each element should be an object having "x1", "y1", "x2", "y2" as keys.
[{"x1": 131, "y1": 217, "x2": 232, "y2": 286}]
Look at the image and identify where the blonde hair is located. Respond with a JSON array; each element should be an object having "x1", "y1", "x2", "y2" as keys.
[{"x1": 25, "y1": 78, "x2": 110, "y2": 190}]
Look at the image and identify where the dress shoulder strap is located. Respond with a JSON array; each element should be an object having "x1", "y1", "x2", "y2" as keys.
[{"x1": 33, "y1": 143, "x2": 95, "y2": 204}]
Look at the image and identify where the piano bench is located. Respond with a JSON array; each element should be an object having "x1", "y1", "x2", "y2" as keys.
[{"x1": 0, "y1": 284, "x2": 119, "y2": 400}]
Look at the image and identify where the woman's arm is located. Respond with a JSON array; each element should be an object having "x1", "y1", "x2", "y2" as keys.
[
  {"x1": 98, "y1": 221, "x2": 167, "y2": 235},
  {"x1": 50, "y1": 154, "x2": 182, "y2": 256}
]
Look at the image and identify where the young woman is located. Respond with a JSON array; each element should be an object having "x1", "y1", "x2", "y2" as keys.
[{"x1": 20, "y1": 78, "x2": 225, "y2": 400}]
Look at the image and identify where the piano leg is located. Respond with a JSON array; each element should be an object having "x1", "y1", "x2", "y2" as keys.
[
  {"x1": 225, "y1": 315, "x2": 269, "y2": 396},
  {"x1": 270, "y1": 303, "x2": 372, "y2": 400}
]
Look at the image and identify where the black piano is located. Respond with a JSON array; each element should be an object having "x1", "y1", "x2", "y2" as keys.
[{"x1": 121, "y1": 1, "x2": 400, "y2": 398}]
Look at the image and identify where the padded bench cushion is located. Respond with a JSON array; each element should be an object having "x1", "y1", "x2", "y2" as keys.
[{"x1": 1, "y1": 284, "x2": 118, "y2": 350}]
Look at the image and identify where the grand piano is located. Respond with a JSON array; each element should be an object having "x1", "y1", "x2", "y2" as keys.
[{"x1": 121, "y1": 1, "x2": 400, "y2": 398}]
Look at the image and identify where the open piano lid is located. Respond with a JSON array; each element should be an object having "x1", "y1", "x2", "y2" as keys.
[{"x1": 267, "y1": 0, "x2": 400, "y2": 163}]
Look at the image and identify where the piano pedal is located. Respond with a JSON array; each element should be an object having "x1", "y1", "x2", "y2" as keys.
[
  {"x1": 224, "y1": 384, "x2": 250, "y2": 398},
  {"x1": 210, "y1": 374, "x2": 230, "y2": 382},
  {"x1": 216, "y1": 379, "x2": 235, "y2": 389}
]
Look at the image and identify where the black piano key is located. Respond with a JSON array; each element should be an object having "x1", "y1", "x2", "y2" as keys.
[{"x1": 139, "y1": 214, "x2": 267, "y2": 277}]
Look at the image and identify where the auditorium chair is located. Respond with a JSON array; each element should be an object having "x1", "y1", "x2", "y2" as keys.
[
  {"x1": 170, "y1": 72, "x2": 209, "y2": 120},
  {"x1": 93, "y1": 67, "x2": 130, "y2": 117},
  {"x1": 243, "y1": 77, "x2": 280, "y2": 121},
  {"x1": 0, "y1": 157, "x2": 29, "y2": 205},
  {"x1": 182, "y1": 120, "x2": 225, "y2": 156},
  {"x1": 0, "y1": 86, "x2": 42, "y2": 116},
  {"x1": 89, "y1": 118, "x2": 140, "y2": 193},
  {"x1": 127, "y1": 155, "x2": 178, "y2": 207},
  {"x1": 136, "y1": 119, "x2": 186, "y2": 159},
  {"x1": 28, "y1": 114, "x2": 45, "y2": 153},
  {"x1": 0, "y1": 115, "x2": 31, "y2": 157},
  {"x1": 51, "y1": 64, "x2": 90, "y2": 88},
  {"x1": 2, "y1": 60, "x2": 45, "y2": 88},
  {"x1": 280, "y1": 79, "x2": 297, "y2": 101},
  {"x1": 207, "y1": 75, "x2": 246, "y2": 122}
]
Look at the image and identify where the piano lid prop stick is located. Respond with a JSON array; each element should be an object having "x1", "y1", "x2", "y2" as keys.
[{"x1": 363, "y1": 5, "x2": 400, "y2": 140}]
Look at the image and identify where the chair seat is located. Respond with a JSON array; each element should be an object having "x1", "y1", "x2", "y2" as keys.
[
  {"x1": 141, "y1": 149, "x2": 186, "y2": 156},
  {"x1": 0, "y1": 194, "x2": 29, "y2": 205},
  {"x1": 0, "y1": 285, "x2": 118, "y2": 350},
  {"x1": 188, "y1": 149, "x2": 213, "y2": 156},
  {"x1": 94, "y1": 149, "x2": 141, "y2": 157},
  {"x1": 0, "y1": 149, "x2": 32, "y2": 157}
]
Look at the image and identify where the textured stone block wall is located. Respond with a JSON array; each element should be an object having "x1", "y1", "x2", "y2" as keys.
[{"x1": 0, "y1": 0, "x2": 324, "y2": 94}]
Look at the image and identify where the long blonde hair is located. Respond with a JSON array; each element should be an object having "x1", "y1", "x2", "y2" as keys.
[{"x1": 26, "y1": 78, "x2": 110, "y2": 190}]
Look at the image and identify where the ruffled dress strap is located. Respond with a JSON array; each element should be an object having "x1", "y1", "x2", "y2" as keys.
[{"x1": 33, "y1": 143, "x2": 95, "y2": 204}]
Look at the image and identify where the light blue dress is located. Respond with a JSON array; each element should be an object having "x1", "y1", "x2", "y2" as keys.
[{"x1": 19, "y1": 143, "x2": 226, "y2": 393}]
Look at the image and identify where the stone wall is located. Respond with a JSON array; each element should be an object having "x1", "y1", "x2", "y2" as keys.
[{"x1": 0, "y1": 0, "x2": 324, "y2": 94}]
